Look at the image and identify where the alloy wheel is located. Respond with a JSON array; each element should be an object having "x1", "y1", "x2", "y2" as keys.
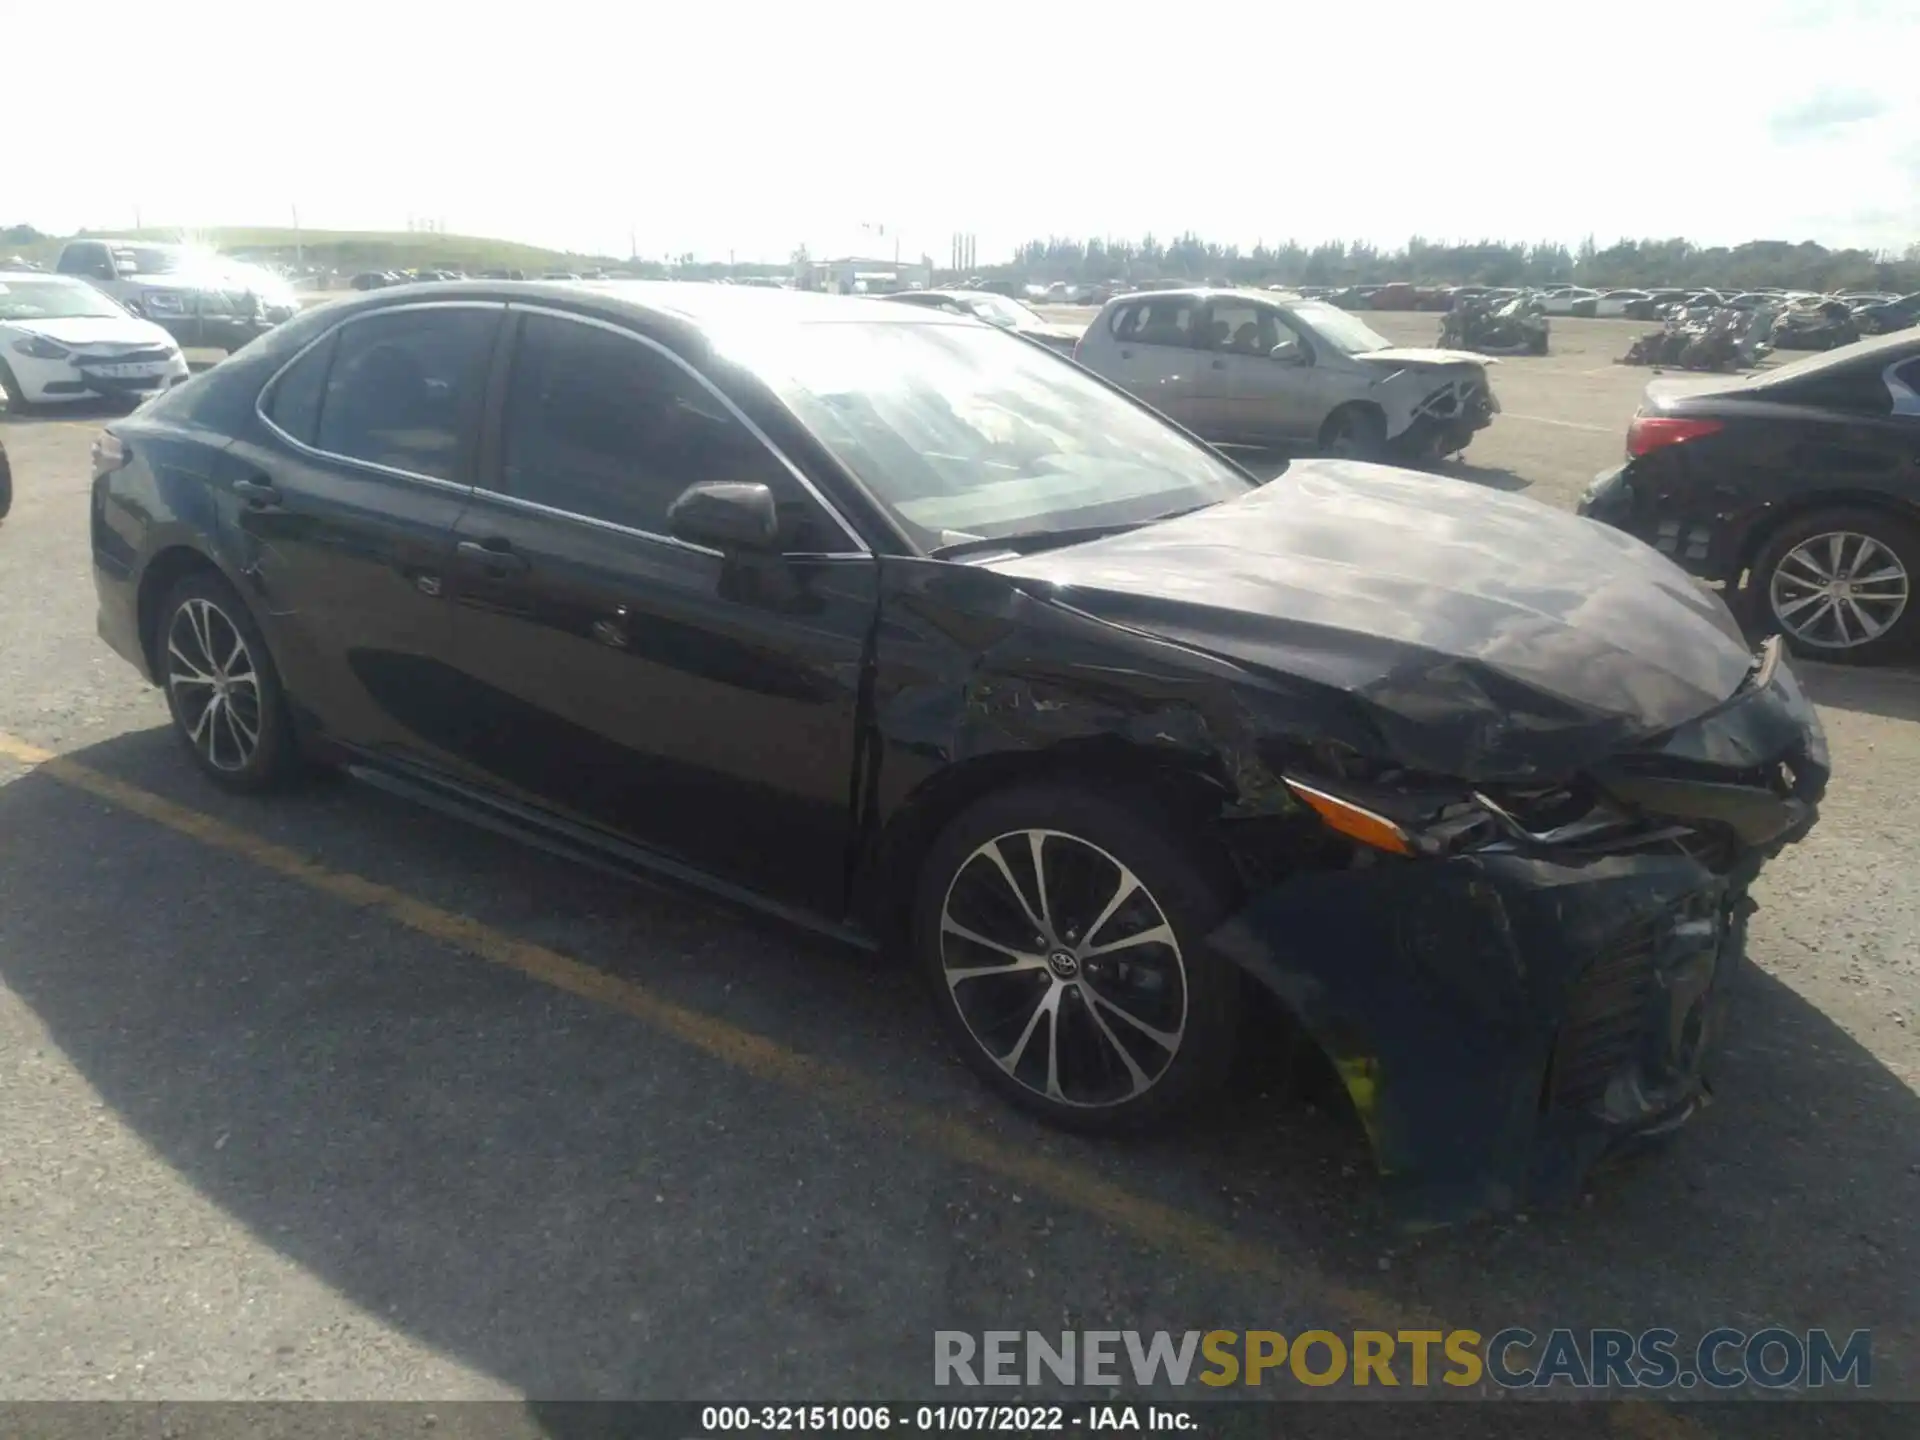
[
  {"x1": 166, "y1": 598, "x2": 263, "y2": 771},
  {"x1": 938, "y1": 828, "x2": 1188, "y2": 1109},
  {"x1": 1768, "y1": 530, "x2": 1910, "y2": 651}
]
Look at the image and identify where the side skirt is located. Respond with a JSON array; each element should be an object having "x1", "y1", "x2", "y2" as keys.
[{"x1": 341, "y1": 754, "x2": 879, "y2": 953}]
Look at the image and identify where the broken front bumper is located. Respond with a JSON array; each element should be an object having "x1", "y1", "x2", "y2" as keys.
[
  {"x1": 1393, "y1": 378, "x2": 1498, "y2": 460},
  {"x1": 1209, "y1": 653, "x2": 1827, "y2": 1227}
]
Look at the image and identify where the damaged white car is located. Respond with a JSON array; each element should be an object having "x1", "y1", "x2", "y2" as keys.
[{"x1": 1074, "y1": 287, "x2": 1498, "y2": 462}]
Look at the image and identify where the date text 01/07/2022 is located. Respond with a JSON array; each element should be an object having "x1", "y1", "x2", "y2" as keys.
[{"x1": 696, "y1": 1404, "x2": 1196, "y2": 1433}]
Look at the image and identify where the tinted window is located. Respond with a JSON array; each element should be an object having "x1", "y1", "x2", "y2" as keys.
[
  {"x1": 58, "y1": 245, "x2": 114, "y2": 280},
  {"x1": 1776, "y1": 365, "x2": 1893, "y2": 416},
  {"x1": 500, "y1": 312, "x2": 798, "y2": 539},
  {"x1": 1889, "y1": 360, "x2": 1920, "y2": 407},
  {"x1": 1109, "y1": 298, "x2": 1195, "y2": 347},
  {"x1": 263, "y1": 329, "x2": 338, "y2": 445},
  {"x1": 314, "y1": 307, "x2": 498, "y2": 480}
]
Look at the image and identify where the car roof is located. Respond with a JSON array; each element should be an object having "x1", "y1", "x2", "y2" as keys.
[
  {"x1": 1100, "y1": 285, "x2": 1312, "y2": 306},
  {"x1": 0, "y1": 270, "x2": 84, "y2": 282},
  {"x1": 334, "y1": 279, "x2": 974, "y2": 332}
]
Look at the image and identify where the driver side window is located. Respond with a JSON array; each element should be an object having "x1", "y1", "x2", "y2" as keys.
[
  {"x1": 498, "y1": 313, "x2": 839, "y2": 552},
  {"x1": 1199, "y1": 302, "x2": 1286, "y2": 357}
]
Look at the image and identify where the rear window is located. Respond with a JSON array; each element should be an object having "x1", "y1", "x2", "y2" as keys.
[
  {"x1": 1108, "y1": 298, "x2": 1196, "y2": 347},
  {"x1": 263, "y1": 329, "x2": 338, "y2": 446},
  {"x1": 313, "y1": 307, "x2": 500, "y2": 480}
]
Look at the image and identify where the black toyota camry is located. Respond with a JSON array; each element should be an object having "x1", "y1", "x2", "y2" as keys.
[{"x1": 89, "y1": 281, "x2": 1826, "y2": 1224}]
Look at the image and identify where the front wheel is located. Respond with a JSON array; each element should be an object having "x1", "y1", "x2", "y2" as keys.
[
  {"x1": 1749, "y1": 507, "x2": 1920, "y2": 665},
  {"x1": 913, "y1": 784, "x2": 1242, "y2": 1134},
  {"x1": 1319, "y1": 403, "x2": 1387, "y2": 461},
  {"x1": 156, "y1": 570, "x2": 303, "y2": 789}
]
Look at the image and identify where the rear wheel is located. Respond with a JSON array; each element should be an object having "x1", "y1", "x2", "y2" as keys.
[
  {"x1": 1750, "y1": 507, "x2": 1920, "y2": 665},
  {"x1": 913, "y1": 783, "x2": 1241, "y2": 1134},
  {"x1": 155, "y1": 570, "x2": 302, "y2": 790}
]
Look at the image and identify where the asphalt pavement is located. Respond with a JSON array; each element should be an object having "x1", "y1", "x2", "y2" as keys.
[{"x1": 1, "y1": 316, "x2": 1917, "y2": 1426}]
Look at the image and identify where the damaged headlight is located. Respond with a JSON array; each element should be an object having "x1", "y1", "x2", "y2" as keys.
[{"x1": 1277, "y1": 749, "x2": 1638, "y2": 860}]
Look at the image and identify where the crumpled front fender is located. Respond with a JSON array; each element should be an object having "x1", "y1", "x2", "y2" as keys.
[{"x1": 1207, "y1": 848, "x2": 1746, "y2": 1228}]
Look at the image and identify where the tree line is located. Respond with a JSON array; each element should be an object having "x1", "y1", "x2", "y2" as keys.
[{"x1": 1001, "y1": 235, "x2": 1920, "y2": 294}]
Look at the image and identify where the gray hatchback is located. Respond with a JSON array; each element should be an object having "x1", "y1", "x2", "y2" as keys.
[{"x1": 1074, "y1": 287, "x2": 1500, "y2": 462}]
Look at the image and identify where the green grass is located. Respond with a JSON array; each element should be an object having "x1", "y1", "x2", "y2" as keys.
[{"x1": 13, "y1": 227, "x2": 619, "y2": 274}]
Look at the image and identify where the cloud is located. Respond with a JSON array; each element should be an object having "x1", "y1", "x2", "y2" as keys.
[{"x1": 1769, "y1": 88, "x2": 1890, "y2": 141}]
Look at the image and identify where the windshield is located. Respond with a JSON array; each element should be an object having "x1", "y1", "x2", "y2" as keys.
[
  {"x1": 961, "y1": 293, "x2": 1043, "y2": 329},
  {"x1": 0, "y1": 277, "x2": 128, "y2": 322},
  {"x1": 1288, "y1": 300, "x2": 1394, "y2": 354},
  {"x1": 735, "y1": 320, "x2": 1254, "y2": 551},
  {"x1": 113, "y1": 245, "x2": 189, "y2": 275}
]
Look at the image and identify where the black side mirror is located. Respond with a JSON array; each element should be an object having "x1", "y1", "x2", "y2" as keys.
[{"x1": 667, "y1": 481, "x2": 780, "y2": 552}]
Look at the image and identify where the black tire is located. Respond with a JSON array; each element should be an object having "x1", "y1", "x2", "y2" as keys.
[
  {"x1": 1747, "y1": 506, "x2": 1920, "y2": 666},
  {"x1": 0, "y1": 441, "x2": 11, "y2": 520},
  {"x1": 154, "y1": 568, "x2": 302, "y2": 790},
  {"x1": 1319, "y1": 403, "x2": 1387, "y2": 461},
  {"x1": 912, "y1": 782, "x2": 1241, "y2": 1134}
]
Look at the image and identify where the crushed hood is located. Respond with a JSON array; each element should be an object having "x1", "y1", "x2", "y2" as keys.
[
  {"x1": 987, "y1": 460, "x2": 1756, "y2": 780},
  {"x1": 1352, "y1": 347, "x2": 1496, "y2": 369}
]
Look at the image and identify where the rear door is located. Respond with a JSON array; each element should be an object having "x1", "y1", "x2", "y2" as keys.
[
  {"x1": 1090, "y1": 296, "x2": 1201, "y2": 426},
  {"x1": 218, "y1": 300, "x2": 505, "y2": 762},
  {"x1": 436, "y1": 305, "x2": 879, "y2": 914}
]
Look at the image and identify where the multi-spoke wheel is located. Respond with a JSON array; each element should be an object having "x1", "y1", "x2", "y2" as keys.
[
  {"x1": 1752, "y1": 508, "x2": 1920, "y2": 666},
  {"x1": 157, "y1": 570, "x2": 299, "y2": 790},
  {"x1": 915, "y1": 784, "x2": 1239, "y2": 1132}
]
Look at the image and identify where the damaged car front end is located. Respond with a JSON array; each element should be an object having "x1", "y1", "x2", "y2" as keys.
[
  {"x1": 1366, "y1": 353, "x2": 1500, "y2": 463},
  {"x1": 952, "y1": 461, "x2": 1826, "y2": 1226},
  {"x1": 1210, "y1": 637, "x2": 1825, "y2": 1225}
]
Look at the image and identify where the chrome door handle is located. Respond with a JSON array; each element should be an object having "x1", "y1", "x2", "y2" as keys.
[{"x1": 455, "y1": 539, "x2": 529, "y2": 575}]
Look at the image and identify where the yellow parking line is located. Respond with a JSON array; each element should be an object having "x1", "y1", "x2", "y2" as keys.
[{"x1": 0, "y1": 728, "x2": 1709, "y2": 1430}]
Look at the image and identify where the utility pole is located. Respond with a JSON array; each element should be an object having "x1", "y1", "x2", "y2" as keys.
[{"x1": 293, "y1": 205, "x2": 303, "y2": 268}]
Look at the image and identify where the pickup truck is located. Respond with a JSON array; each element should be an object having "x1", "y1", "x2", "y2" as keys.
[{"x1": 54, "y1": 239, "x2": 300, "y2": 355}]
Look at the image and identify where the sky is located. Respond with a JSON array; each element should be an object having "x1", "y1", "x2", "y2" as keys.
[{"x1": 9, "y1": 0, "x2": 1917, "y2": 265}]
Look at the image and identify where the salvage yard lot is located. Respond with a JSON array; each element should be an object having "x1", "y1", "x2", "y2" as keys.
[{"x1": 2, "y1": 315, "x2": 1918, "y2": 1419}]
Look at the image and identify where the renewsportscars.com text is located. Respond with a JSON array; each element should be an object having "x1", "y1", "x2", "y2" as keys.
[{"x1": 934, "y1": 1328, "x2": 1872, "y2": 1391}]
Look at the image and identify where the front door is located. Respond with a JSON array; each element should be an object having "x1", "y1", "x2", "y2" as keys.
[
  {"x1": 217, "y1": 301, "x2": 505, "y2": 763},
  {"x1": 438, "y1": 306, "x2": 878, "y2": 916}
]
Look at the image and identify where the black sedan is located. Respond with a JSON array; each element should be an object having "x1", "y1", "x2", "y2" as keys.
[
  {"x1": 89, "y1": 281, "x2": 1826, "y2": 1224},
  {"x1": 1581, "y1": 330, "x2": 1920, "y2": 664}
]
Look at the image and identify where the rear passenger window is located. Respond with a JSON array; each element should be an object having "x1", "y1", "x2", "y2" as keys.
[
  {"x1": 500, "y1": 312, "x2": 808, "y2": 541},
  {"x1": 263, "y1": 329, "x2": 338, "y2": 446},
  {"x1": 314, "y1": 307, "x2": 499, "y2": 480},
  {"x1": 1109, "y1": 298, "x2": 1195, "y2": 347},
  {"x1": 1893, "y1": 359, "x2": 1920, "y2": 403}
]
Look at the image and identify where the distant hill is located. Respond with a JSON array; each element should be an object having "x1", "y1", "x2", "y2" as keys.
[{"x1": 11, "y1": 227, "x2": 620, "y2": 275}]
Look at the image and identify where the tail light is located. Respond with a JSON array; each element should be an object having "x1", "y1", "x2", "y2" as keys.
[
  {"x1": 1626, "y1": 414, "x2": 1723, "y2": 458},
  {"x1": 90, "y1": 430, "x2": 129, "y2": 481}
]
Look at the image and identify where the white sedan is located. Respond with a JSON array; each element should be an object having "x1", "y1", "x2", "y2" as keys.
[{"x1": 0, "y1": 271, "x2": 189, "y2": 410}]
